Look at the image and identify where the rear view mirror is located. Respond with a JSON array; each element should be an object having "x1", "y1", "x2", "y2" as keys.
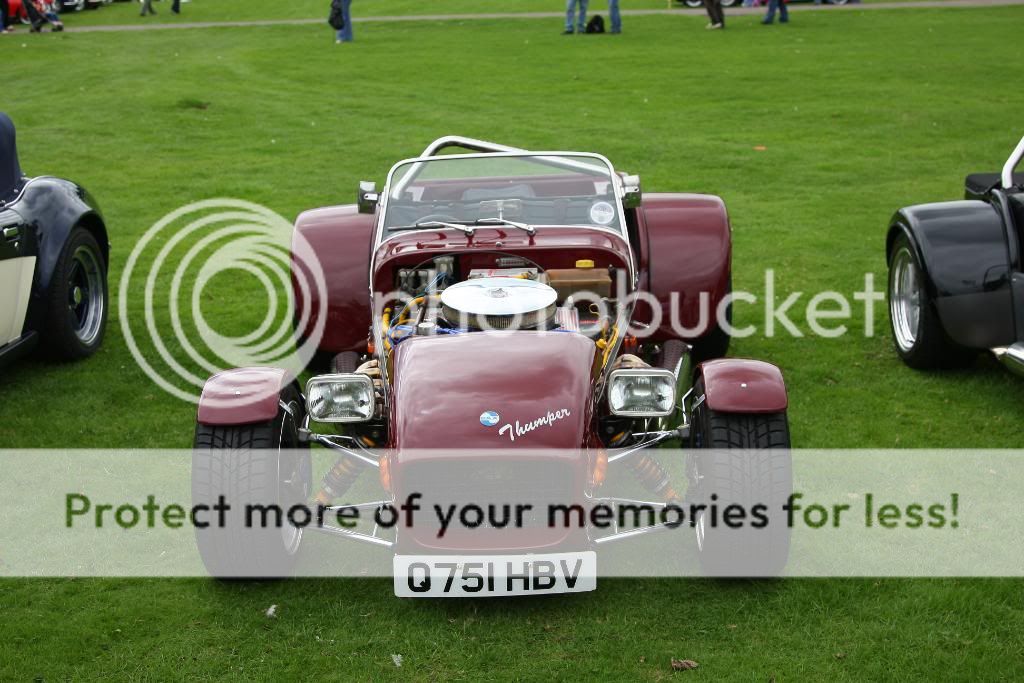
[
  {"x1": 478, "y1": 199, "x2": 523, "y2": 220},
  {"x1": 357, "y1": 181, "x2": 379, "y2": 214},
  {"x1": 621, "y1": 174, "x2": 641, "y2": 209}
]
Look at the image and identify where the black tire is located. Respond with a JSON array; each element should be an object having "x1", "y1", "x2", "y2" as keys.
[
  {"x1": 329, "y1": 351, "x2": 360, "y2": 374},
  {"x1": 42, "y1": 227, "x2": 108, "y2": 361},
  {"x1": 689, "y1": 379, "x2": 792, "y2": 577},
  {"x1": 887, "y1": 232, "x2": 975, "y2": 369},
  {"x1": 192, "y1": 385, "x2": 311, "y2": 579}
]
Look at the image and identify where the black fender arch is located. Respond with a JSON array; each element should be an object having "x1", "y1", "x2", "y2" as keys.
[
  {"x1": 16, "y1": 176, "x2": 109, "y2": 331},
  {"x1": 886, "y1": 199, "x2": 1016, "y2": 349}
]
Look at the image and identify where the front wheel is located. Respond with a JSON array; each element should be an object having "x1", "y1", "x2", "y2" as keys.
[
  {"x1": 192, "y1": 385, "x2": 311, "y2": 579},
  {"x1": 887, "y1": 231, "x2": 975, "y2": 369},
  {"x1": 689, "y1": 379, "x2": 792, "y2": 577},
  {"x1": 42, "y1": 226, "x2": 108, "y2": 361}
]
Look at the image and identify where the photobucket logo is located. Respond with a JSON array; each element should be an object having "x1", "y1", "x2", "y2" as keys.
[
  {"x1": 119, "y1": 199, "x2": 327, "y2": 405},
  {"x1": 370, "y1": 269, "x2": 884, "y2": 343},
  {"x1": 620, "y1": 270, "x2": 886, "y2": 340}
]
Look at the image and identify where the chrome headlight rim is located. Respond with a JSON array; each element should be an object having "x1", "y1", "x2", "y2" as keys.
[
  {"x1": 305, "y1": 373, "x2": 375, "y2": 424},
  {"x1": 607, "y1": 367, "x2": 677, "y2": 418}
]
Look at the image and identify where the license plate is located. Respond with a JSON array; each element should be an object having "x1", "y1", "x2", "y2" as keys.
[{"x1": 393, "y1": 552, "x2": 597, "y2": 597}]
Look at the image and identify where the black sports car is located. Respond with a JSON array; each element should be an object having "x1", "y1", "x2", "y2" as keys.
[
  {"x1": 0, "y1": 112, "x2": 109, "y2": 368},
  {"x1": 886, "y1": 135, "x2": 1024, "y2": 375}
]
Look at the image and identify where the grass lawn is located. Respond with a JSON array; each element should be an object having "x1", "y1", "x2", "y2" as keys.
[{"x1": 2, "y1": 5, "x2": 1024, "y2": 680}]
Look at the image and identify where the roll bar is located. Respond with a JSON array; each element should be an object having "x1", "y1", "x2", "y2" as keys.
[
  {"x1": 1002, "y1": 135, "x2": 1024, "y2": 189},
  {"x1": 421, "y1": 135, "x2": 526, "y2": 157},
  {"x1": 408, "y1": 136, "x2": 639, "y2": 207}
]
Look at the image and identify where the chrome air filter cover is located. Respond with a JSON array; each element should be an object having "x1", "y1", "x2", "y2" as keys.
[{"x1": 440, "y1": 277, "x2": 558, "y2": 330}]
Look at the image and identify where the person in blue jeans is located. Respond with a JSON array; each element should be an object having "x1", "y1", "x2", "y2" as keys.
[
  {"x1": 608, "y1": 0, "x2": 621, "y2": 33},
  {"x1": 336, "y1": 0, "x2": 353, "y2": 42},
  {"x1": 563, "y1": 0, "x2": 587, "y2": 34},
  {"x1": 762, "y1": 0, "x2": 788, "y2": 23}
]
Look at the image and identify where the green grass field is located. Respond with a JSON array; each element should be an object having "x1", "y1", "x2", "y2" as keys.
[{"x1": 3, "y1": 5, "x2": 1024, "y2": 680}]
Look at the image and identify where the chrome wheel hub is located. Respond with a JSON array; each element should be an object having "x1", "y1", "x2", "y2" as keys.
[
  {"x1": 889, "y1": 246, "x2": 921, "y2": 353},
  {"x1": 67, "y1": 246, "x2": 104, "y2": 346}
]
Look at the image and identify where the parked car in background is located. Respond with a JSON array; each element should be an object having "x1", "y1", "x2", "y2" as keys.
[
  {"x1": 886, "y1": 135, "x2": 1024, "y2": 375},
  {"x1": 0, "y1": 112, "x2": 109, "y2": 367},
  {"x1": 677, "y1": 0, "x2": 849, "y2": 6},
  {"x1": 56, "y1": 0, "x2": 111, "y2": 12},
  {"x1": 679, "y1": 0, "x2": 741, "y2": 8}
]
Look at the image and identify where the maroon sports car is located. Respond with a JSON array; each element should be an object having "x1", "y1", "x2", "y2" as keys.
[{"x1": 191, "y1": 136, "x2": 792, "y2": 595}]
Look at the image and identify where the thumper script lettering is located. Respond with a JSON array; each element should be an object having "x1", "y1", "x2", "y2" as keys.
[{"x1": 498, "y1": 409, "x2": 571, "y2": 442}]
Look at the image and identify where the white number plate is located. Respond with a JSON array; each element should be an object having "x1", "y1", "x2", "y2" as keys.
[{"x1": 393, "y1": 552, "x2": 597, "y2": 597}]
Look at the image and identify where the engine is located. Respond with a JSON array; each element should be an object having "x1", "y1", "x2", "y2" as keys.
[
  {"x1": 440, "y1": 277, "x2": 557, "y2": 330},
  {"x1": 386, "y1": 255, "x2": 616, "y2": 344}
]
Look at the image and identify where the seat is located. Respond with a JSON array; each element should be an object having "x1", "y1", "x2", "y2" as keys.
[
  {"x1": 0, "y1": 112, "x2": 25, "y2": 203},
  {"x1": 965, "y1": 172, "x2": 1024, "y2": 201}
]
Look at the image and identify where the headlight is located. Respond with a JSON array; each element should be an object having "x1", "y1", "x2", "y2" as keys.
[
  {"x1": 306, "y1": 374, "x2": 375, "y2": 423},
  {"x1": 607, "y1": 368, "x2": 676, "y2": 417}
]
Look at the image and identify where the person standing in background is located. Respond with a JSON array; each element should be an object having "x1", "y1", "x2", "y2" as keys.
[
  {"x1": 22, "y1": 0, "x2": 45, "y2": 31},
  {"x1": 171, "y1": 0, "x2": 180, "y2": 14},
  {"x1": 0, "y1": 0, "x2": 13, "y2": 33},
  {"x1": 36, "y1": 0, "x2": 62, "y2": 29},
  {"x1": 140, "y1": 0, "x2": 156, "y2": 16},
  {"x1": 333, "y1": 0, "x2": 352, "y2": 42},
  {"x1": 563, "y1": 0, "x2": 587, "y2": 34},
  {"x1": 762, "y1": 0, "x2": 788, "y2": 24},
  {"x1": 703, "y1": 0, "x2": 724, "y2": 29},
  {"x1": 608, "y1": 0, "x2": 621, "y2": 34}
]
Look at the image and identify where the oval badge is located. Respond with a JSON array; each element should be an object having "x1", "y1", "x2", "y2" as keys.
[{"x1": 480, "y1": 411, "x2": 500, "y2": 427}]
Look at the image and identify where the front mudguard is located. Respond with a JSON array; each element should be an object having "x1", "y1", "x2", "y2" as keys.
[
  {"x1": 886, "y1": 199, "x2": 1017, "y2": 349},
  {"x1": 17, "y1": 177, "x2": 108, "y2": 291},
  {"x1": 696, "y1": 358, "x2": 787, "y2": 414},
  {"x1": 197, "y1": 367, "x2": 301, "y2": 426},
  {"x1": 14, "y1": 177, "x2": 109, "y2": 335}
]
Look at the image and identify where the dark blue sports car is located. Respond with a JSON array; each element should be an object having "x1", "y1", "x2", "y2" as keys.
[{"x1": 0, "y1": 112, "x2": 109, "y2": 367}]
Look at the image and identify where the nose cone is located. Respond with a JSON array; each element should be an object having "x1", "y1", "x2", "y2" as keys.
[{"x1": 389, "y1": 331, "x2": 596, "y2": 450}]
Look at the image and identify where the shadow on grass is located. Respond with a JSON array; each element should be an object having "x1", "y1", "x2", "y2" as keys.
[{"x1": 186, "y1": 575, "x2": 789, "y2": 617}]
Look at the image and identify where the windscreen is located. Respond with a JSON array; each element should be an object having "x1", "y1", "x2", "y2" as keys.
[{"x1": 381, "y1": 154, "x2": 624, "y2": 237}]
